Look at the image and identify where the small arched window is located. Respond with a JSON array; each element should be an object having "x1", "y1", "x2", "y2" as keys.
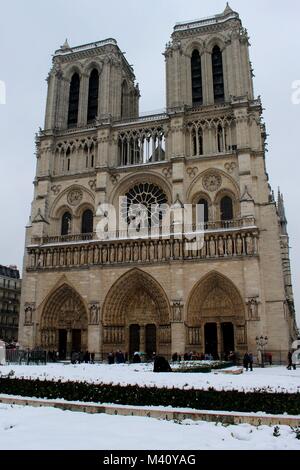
[
  {"x1": 87, "y1": 69, "x2": 99, "y2": 122},
  {"x1": 220, "y1": 196, "x2": 233, "y2": 221},
  {"x1": 67, "y1": 73, "x2": 80, "y2": 127},
  {"x1": 198, "y1": 198, "x2": 209, "y2": 224},
  {"x1": 191, "y1": 50, "x2": 203, "y2": 106},
  {"x1": 212, "y1": 46, "x2": 225, "y2": 103},
  {"x1": 81, "y1": 209, "x2": 94, "y2": 234},
  {"x1": 61, "y1": 212, "x2": 72, "y2": 236}
]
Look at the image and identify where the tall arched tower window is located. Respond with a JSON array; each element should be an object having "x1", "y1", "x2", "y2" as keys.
[
  {"x1": 87, "y1": 69, "x2": 99, "y2": 123},
  {"x1": 81, "y1": 209, "x2": 94, "y2": 234},
  {"x1": 212, "y1": 46, "x2": 225, "y2": 103},
  {"x1": 61, "y1": 212, "x2": 72, "y2": 236},
  {"x1": 191, "y1": 50, "x2": 203, "y2": 106},
  {"x1": 67, "y1": 73, "x2": 80, "y2": 127},
  {"x1": 220, "y1": 196, "x2": 233, "y2": 221},
  {"x1": 121, "y1": 81, "x2": 128, "y2": 119}
]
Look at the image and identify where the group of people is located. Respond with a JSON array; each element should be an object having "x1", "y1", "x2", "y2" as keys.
[
  {"x1": 71, "y1": 351, "x2": 95, "y2": 364},
  {"x1": 107, "y1": 350, "x2": 128, "y2": 364}
]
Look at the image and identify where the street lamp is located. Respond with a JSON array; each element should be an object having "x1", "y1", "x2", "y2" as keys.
[{"x1": 256, "y1": 336, "x2": 268, "y2": 368}]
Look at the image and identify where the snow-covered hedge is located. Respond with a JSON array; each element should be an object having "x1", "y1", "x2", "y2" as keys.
[{"x1": 1, "y1": 376, "x2": 300, "y2": 415}]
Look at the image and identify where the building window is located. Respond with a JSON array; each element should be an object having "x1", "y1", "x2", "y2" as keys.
[
  {"x1": 67, "y1": 73, "x2": 80, "y2": 128},
  {"x1": 87, "y1": 69, "x2": 99, "y2": 123},
  {"x1": 192, "y1": 127, "x2": 203, "y2": 156},
  {"x1": 212, "y1": 46, "x2": 225, "y2": 103},
  {"x1": 198, "y1": 198, "x2": 209, "y2": 223},
  {"x1": 220, "y1": 196, "x2": 233, "y2": 221},
  {"x1": 61, "y1": 212, "x2": 72, "y2": 236},
  {"x1": 121, "y1": 183, "x2": 168, "y2": 227},
  {"x1": 191, "y1": 50, "x2": 203, "y2": 106},
  {"x1": 81, "y1": 209, "x2": 94, "y2": 234}
]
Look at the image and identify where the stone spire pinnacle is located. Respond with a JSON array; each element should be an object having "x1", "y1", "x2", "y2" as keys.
[
  {"x1": 223, "y1": 2, "x2": 233, "y2": 15},
  {"x1": 277, "y1": 188, "x2": 288, "y2": 235},
  {"x1": 61, "y1": 38, "x2": 70, "y2": 50}
]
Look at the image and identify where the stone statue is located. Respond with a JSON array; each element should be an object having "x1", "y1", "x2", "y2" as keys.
[
  {"x1": 118, "y1": 244, "x2": 123, "y2": 263},
  {"x1": 158, "y1": 241, "x2": 163, "y2": 260},
  {"x1": 248, "y1": 299, "x2": 258, "y2": 320},
  {"x1": 142, "y1": 243, "x2": 147, "y2": 261},
  {"x1": 25, "y1": 306, "x2": 33, "y2": 325},
  {"x1": 246, "y1": 234, "x2": 254, "y2": 255},
  {"x1": 126, "y1": 244, "x2": 131, "y2": 262},
  {"x1": 133, "y1": 243, "x2": 139, "y2": 262},
  {"x1": 149, "y1": 242, "x2": 155, "y2": 260},
  {"x1": 227, "y1": 236, "x2": 233, "y2": 256},
  {"x1": 110, "y1": 245, "x2": 115, "y2": 263},
  {"x1": 218, "y1": 237, "x2": 224, "y2": 256},
  {"x1": 73, "y1": 249, "x2": 78, "y2": 265},
  {"x1": 209, "y1": 237, "x2": 216, "y2": 257},
  {"x1": 89, "y1": 304, "x2": 99, "y2": 325},
  {"x1": 80, "y1": 248, "x2": 86, "y2": 265},
  {"x1": 236, "y1": 235, "x2": 243, "y2": 256},
  {"x1": 102, "y1": 246, "x2": 108, "y2": 264},
  {"x1": 88, "y1": 247, "x2": 94, "y2": 264},
  {"x1": 172, "y1": 302, "x2": 183, "y2": 321},
  {"x1": 173, "y1": 240, "x2": 180, "y2": 258}
]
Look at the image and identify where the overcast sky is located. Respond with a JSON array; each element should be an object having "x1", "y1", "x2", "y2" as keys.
[{"x1": 0, "y1": 0, "x2": 299, "y2": 323}]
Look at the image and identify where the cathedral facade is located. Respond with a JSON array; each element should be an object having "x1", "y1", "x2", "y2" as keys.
[{"x1": 19, "y1": 4, "x2": 297, "y2": 361}]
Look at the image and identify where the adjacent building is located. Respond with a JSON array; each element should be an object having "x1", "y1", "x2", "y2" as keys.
[
  {"x1": 18, "y1": 4, "x2": 297, "y2": 360},
  {"x1": 0, "y1": 265, "x2": 21, "y2": 342}
]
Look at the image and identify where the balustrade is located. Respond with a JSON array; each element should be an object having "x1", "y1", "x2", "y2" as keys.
[{"x1": 28, "y1": 227, "x2": 259, "y2": 271}]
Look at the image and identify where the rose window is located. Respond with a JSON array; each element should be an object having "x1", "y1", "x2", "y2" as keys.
[{"x1": 121, "y1": 183, "x2": 168, "y2": 227}]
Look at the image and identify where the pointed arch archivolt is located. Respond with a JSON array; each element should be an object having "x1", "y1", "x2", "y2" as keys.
[
  {"x1": 40, "y1": 282, "x2": 88, "y2": 330},
  {"x1": 102, "y1": 268, "x2": 171, "y2": 326},
  {"x1": 187, "y1": 271, "x2": 245, "y2": 326}
]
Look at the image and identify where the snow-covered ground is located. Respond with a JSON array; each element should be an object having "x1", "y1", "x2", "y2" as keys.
[
  {"x1": 1, "y1": 363, "x2": 300, "y2": 393},
  {"x1": 0, "y1": 404, "x2": 299, "y2": 450}
]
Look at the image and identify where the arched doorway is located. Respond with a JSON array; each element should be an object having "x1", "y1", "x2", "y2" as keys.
[
  {"x1": 40, "y1": 284, "x2": 88, "y2": 359},
  {"x1": 187, "y1": 272, "x2": 246, "y2": 358},
  {"x1": 102, "y1": 269, "x2": 171, "y2": 359}
]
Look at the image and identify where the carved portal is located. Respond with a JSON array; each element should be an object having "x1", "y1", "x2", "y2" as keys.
[
  {"x1": 40, "y1": 284, "x2": 88, "y2": 351},
  {"x1": 187, "y1": 272, "x2": 245, "y2": 326},
  {"x1": 102, "y1": 269, "x2": 171, "y2": 355}
]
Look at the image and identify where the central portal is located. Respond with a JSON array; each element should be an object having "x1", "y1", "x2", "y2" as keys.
[
  {"x1": 102, "y1": 269, "x2": 171, "y2": 358},
  {"x1": 129, "y1": 324, "x2": 157, "y2": 359}
]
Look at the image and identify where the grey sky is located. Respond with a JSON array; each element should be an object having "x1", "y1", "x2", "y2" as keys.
[{"x1": 0, "y1": 0, "x2": 299, "y2": 323}]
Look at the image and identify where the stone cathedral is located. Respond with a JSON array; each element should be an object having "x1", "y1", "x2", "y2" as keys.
[{"x1": 19, "y1": 4, "x2": 297, "y2": 361}]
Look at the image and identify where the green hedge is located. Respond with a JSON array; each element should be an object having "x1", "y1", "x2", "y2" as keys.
[{"x1": 1, "y1": 377, "x2": 300, "y2": 415}]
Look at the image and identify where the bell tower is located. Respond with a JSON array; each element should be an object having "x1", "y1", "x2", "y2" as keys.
[
  {"x1": 44, "y1": 38, "x2": 140, "y2": 131},
  {"x1": 165, "y1": 3, "x2": 254, "y2": 109}
]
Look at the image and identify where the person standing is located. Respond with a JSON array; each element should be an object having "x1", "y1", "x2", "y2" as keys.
[
  {"x1": 243, "y1": 353, "x2": 250, "y2": 371},
  {"x1": 287, "y1": 351, "x2": 293, "y2": 370},
  {"x1": 248, "y1": 353, "x2": 254, "y2": 371}
]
